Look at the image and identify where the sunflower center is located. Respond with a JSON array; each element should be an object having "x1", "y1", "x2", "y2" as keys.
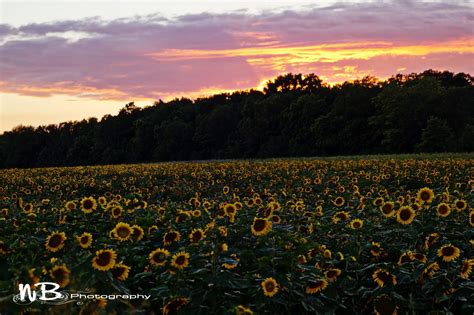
[
  {"x1": 175, "y1": 255, "x2": 186, "y2": 265},
  {"x1": 153, "y1": 253, "x2": 166, "y2": 263},
  {"x1": 399, "y1": 209, "x2": 411, "y2": 221},
  {"x1": 112, "y1": 267, "x2": 125, "y2": 278},
  {"x1": 420, "y1": 191, "x2": 430, "y2": 200},
  {"x1": 374, "y1": 296, "x2": 397, "y2": 314},
  {"x1": 326, "y1": 270, "x2": 337, "y2": 278},
  {"x1": 265, "y1": 282, "x2": 275, "y2": 291},
  {"x1": 117, "y1": 227, "x2": 130, "y2": 238},
  {"x1": 382, "y1": 204, "x2": 392, "y2": 213},
  {"x1": 133, "y1": 228, "x2": 142, "y2": 238},
  {"x1": 192, "y1": 232, "x2": 202, "y2": 242},
  {"x1": 165, "y1": 233, "x2": 177, "y2": 243},
  {"x1": 400, "y1": 254, "x2": 411, "y2": 264},
  {"x1": 441, "y1": 246, "x2": 455, "y2": 256},
  {"x1": 253, "y1": 219, "x2": 266, "y2": 231},
  {"x1": 52, "y1": 268, "x2": 68, "y2": 279},
  {"x1": 49, "y1": 234, "x2": 63, "y2": 248},
  {"x1": 438, "y1": 205, "x2": 448, "y2": 214},
  {"x1": 378, "y1": 271, "x2": 391, "y2": 283},
  {"x1": 83, "y1": 200, "x2": 93, "y2": 209},
  {"x1": 81, "y1": 236, "x2": 89, "y2": 244},
  {"x1": 97, "y1": 252, "x2": 112, "y2": 266}
]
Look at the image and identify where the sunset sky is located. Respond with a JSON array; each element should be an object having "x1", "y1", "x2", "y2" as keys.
[{"x1": 1, "y1": 0, "x2": 473, "y2": 133}]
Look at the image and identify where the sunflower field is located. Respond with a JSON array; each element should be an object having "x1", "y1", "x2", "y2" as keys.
[{"x1": 0, "y1": 155, "x2": 473, "y2": 314}]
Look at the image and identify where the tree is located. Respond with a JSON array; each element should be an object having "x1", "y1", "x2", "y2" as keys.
[{"x1": 416, "y1": 117, "x2": 454, "y2": 152}]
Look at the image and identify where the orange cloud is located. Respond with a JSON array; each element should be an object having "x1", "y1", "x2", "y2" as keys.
[{"x1": 147, "y1": 38, "x2": 474, "y2": 67}]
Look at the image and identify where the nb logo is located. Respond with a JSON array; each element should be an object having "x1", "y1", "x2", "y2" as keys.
[{"x1": 13, "y1": 282, "x2": 70, "y2": 305}]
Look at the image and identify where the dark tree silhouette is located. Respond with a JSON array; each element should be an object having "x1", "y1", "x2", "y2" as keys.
[{"x1": 0, "y1": 70, "x2": 472, "y2": 168}]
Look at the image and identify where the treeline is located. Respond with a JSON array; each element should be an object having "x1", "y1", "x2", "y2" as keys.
[{"x1": 0, "y1": 70, "x2": 473, "y2": 168}]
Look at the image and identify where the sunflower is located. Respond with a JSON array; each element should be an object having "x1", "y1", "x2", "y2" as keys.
[
  {"x1": 411, "y1": 202, "x2": 421, "y2": 211},
  {"x1": 333, "y1": 196, "x2": 345, "y2": 207},
  {"x1": 28, "y1": 268, "x2": 40, "y2": 285},
  {"x1": 223, "y1": 262, "x2": 238, "y2": 269},
  {"x1": 171, "y1": 251, "x2": 190, "y2": 270},
  {"x1": 236, "y1": 305, "x2": 254, "y2": 315},
  {"x1": 148, "y1": 225, "x2": 158, "y2": 235},
  {"x1": 459, "y1": 259, "x2": 474, "y2": 279},
  {"x1": 110, "y1": 206, "x2": 124, "y2": 218},
  {"x1": 251, "y1": 217, "x2": 272, "y2": 236},
  {"x1": 76, "y1": 232, "x2": 93, "y2": 249},
  {"x1": 98, "y1": 196, "x2": 107, "y2": 207},
  {"x1": 323, "y1": 249, "x2": 332, "y2": 259},
  {"x1": 245, "y1": 198, "x2": 255, "y2": 207},
  {"x1": 92, "y1": 249, "x2": 117, "y2": 271},
  {"x1": 0, "y1": 208, "x2": 8, "y2": 216},
  {"x1": 417, "y1": 187, "x2": 435, "y2": 204},
  {"x1": 163, "y1": 230, "x2": 181, "y2": 246},
  {"x1": 0, "y1": 241, "x2": 8, "y2": 255},
  {"x1": 98, "y1": 299, "x2": 107, "y2": 309},
  {"x1": 219, "y1": 243, "x2": 228, "y2": 252},
  {"x1": 111, "y1": 222, "x2": 133, "y2": 241},
  {"x1": 23, "y1": 203, "x2": 33, "y2": 213},
  {"x1": 305, "y1": 279, "x2": 328, "y2": 294},
  {"x1": 189, "y1": 228, "x2": 205, "y2": 243},
  {"x1": 336, "y1": 252, "x2": 345, "y2": 261},
  {"x1": 261, "y1": 277, "x2": 279, "y2": 297},
  {"x1": 436, "y1": 203, "x2": 451, "y2": 217},
  {"x1": 112, "y1": 263, "x2": 131, "y2": 281},
  {"x1": 131, "y1": 225, "x2": 144, "y2": 241},
  {"x1": 65, "y1": 201, "x2": 76, "y2": 211},
  {"x1": 224, "y1": 203, "x2": 237, "y2": 217},
  {"x1": 372, "y1": 269, "x2": 397, "y2": 287},
  {"x1": 380, "y1": 202, "x2": 395, "y2": 217},
  {"x1": 324, "y1": 268, "x2": 342, "y2": 282},
  {"x1": 423, "y1": 262, "x2": 440, "y2": 278},
  {"x1": 454, "y1": 199, "x2": 467, "y2": 211},
  {"x1": 272, "y1": 215, "x2": 281, "y2": 224},
  {"x1": 396, "y1": 206, "x2": 415, "y2": 225},
  {"x1": 80, "y1": 197, "x2": 97, "y2": 214},
  {"x1": 149, "y1": 248, "x2": 170, "y2": 267},
  {"x1": 373, "y1": 197, "x2": 384, "y2": 206},
  {"x1": 370, "y1": 242, "x2": 383, "y2": 257},
  {"x1": 219, "y1": 226, "x2": 228, "y2": 237},
  {"x1": 223, "y1": 186, "x2": 230, "y2": 194},
  {"x1": 350, "y1": 219, "x2": 363, "y2": 229},
  {"x1": 332, "y1": 211, "x2": 350, "y2": 224},
  {"x1": 45, "y1": 231, "x2": 67, "y2": 252},
  {"x1": 437, "y1": 244, "x2": 461, "y2": 262},
  {"x1": 49, "y1": 265, "x2": 71, "y2": 287},
  {"x1": 470, "y1": 210, "x2": 474, "y2": 227},
  {"x1": 424, "y1": 233, "x2": 439, "y2": 250},
  {"x1": 373, "y1": 295, "x2": 398, "y2": 315},
  {"x1": 267, "y1": 201, "x2": 281, "y2": 211},
  {"x1": 409, "y1": 252, "x2": 427, "y2": 263},
  {"x1": 398, "y1": 251, "x2": 412, "y2": 265},
  {"x1": 162, "y1": 297, "x2": 189, "y2": 315},
  {"x1": 315, "y1": 206, "x2": 323, "y2": 216}
]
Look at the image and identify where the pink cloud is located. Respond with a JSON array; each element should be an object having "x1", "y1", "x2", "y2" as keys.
[{"x1": 0, "y1": 0, "x2": 472, "y2": 101}]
